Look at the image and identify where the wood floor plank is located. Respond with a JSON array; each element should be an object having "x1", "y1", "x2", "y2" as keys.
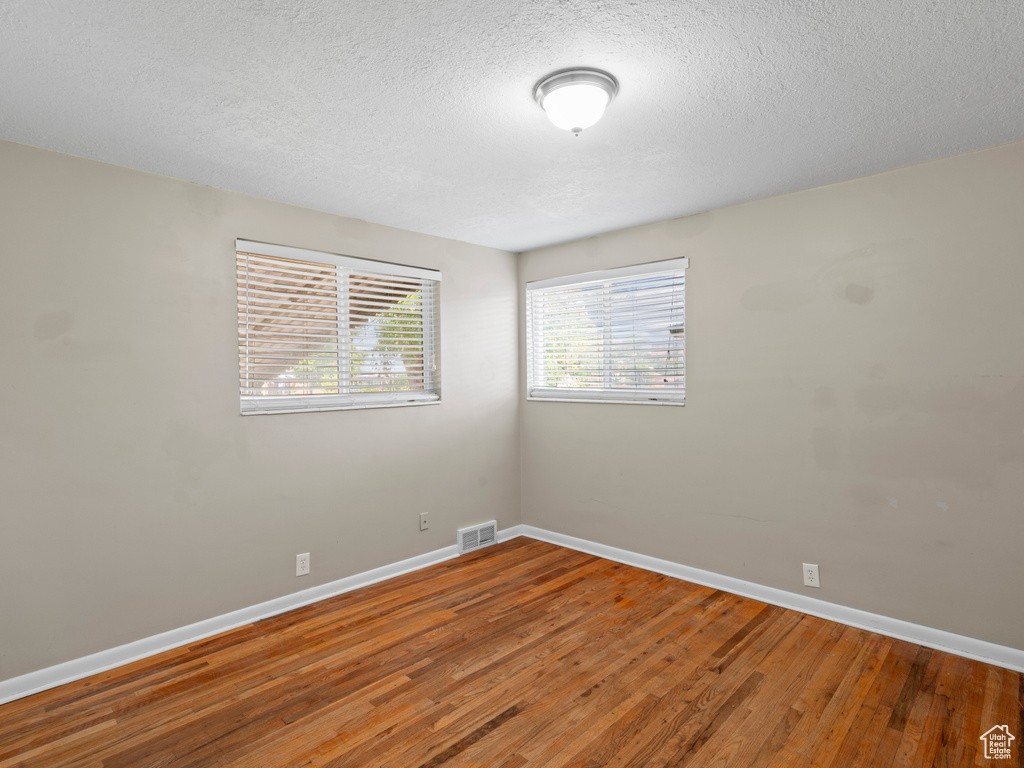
[
  {"x1": 822, "y1": 638, "x2": 899, "y2": 768},
  {"x1": 706, "y1": 617, "x2": 832, "y2": 768},
  {"x1": 531, "y1": 600, "x2": 772, "y2": 767},
  {"x1": 0, "y1": 539, "x2": 1019, "y2": 768}
]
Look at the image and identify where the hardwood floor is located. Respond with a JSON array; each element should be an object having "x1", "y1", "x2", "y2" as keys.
[{"x1": 1, "y1": 538, "x2": 1020, "y2": 767}]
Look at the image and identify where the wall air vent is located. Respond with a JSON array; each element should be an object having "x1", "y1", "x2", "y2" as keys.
[{"x1": 457, "y1": 521, "x2": 498, "y2": 554}]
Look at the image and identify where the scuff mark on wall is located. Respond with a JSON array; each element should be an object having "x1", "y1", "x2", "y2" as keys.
[
  {"x1": 740, "y1": 239, "x2": 906, "y2": 313},
  {"x1": 842, "y1": 283, "x2": 875, "y2": 305},
  {"x1": 33, "y1": 311, "x2": 75, "y2": 340},
  {"x1": 183, "y1": 182, "x2": 224, "y2": 222}
]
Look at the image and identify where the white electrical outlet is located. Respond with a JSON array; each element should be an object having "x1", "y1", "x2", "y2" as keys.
[
  {"x1": 419, "y1": 512, "x2": 429, "y2": 531},
  {"x1": 296, "y1": 552, "x2": 310, "y2": 576},
  {"x1": 803, "y1": 563, "x2": 820, "y2": 588}
]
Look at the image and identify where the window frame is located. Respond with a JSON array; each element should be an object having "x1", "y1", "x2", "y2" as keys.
[
  {"x1": 237, "y1": 239, "x2": 441, "y2": 415},
  {"x1": 525, "y1": 258, "x2": 688, "y2": 406}
]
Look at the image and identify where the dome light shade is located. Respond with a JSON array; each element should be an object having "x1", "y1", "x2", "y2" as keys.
[{"x1": 534, "y1": 69, "x2": 618, "y2": 135}]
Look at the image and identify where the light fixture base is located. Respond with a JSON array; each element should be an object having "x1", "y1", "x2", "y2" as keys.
[{"x1": 533, "y1": 68, "x2": 619, "y2": 107}]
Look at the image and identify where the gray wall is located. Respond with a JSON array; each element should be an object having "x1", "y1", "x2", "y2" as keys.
[
  {"x1": 519, "y1": 140, "x2": 1024, "y2": 651},
  {"x1": 0, "y1": 140, "x2": 521, "y2": 679}
]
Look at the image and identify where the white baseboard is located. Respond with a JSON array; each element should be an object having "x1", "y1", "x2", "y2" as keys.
[
  {"x1": 4, "y1": 521, "x2": 1017, "y2": 706},
  {"x1": 1, "y1": 534, "x2": 494, "y2": 706},
  {"x1": 497, "y1": 524, "x2": 523, "y2": 542},
  {"x1": 521, "y1": 525, "x2": 1024, "y2": 673}
]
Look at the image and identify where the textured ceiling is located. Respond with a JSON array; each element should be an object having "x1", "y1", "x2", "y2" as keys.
[{"x1": 2, "y1": 1, "x2": 1023, "y2": 252}]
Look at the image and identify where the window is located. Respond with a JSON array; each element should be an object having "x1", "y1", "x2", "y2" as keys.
[
  {"x1": 526, "y1": 259, "x2": 687, "y2": 405},
  {"x1": 237, "y1": 239, "x2": 440, "y2": 414}
]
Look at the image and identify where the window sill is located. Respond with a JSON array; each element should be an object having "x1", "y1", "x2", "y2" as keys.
[
  {"x1": 526, "y1": 395, "x2": 685, "y2": 406},
  {"x1": 240, "y1": 399, "x2": 441, "y2": 416}
]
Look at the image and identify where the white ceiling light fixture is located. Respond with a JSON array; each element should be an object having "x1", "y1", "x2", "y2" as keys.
[{"x1": 534, "y1": 68, "x2": 618, "y2": 136}]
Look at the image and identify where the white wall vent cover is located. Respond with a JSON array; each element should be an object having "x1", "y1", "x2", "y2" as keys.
[{"x1": 457, "y1": 521, "x2": 498, "y2": 554}]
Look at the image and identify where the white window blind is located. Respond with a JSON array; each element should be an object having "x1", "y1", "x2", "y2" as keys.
[
  {"x1": 237, "y1": 239, "x2": 440, "y2": 414},
  {"x1": 526, "y1": 259, "x2": 687, "y2": 405}
]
